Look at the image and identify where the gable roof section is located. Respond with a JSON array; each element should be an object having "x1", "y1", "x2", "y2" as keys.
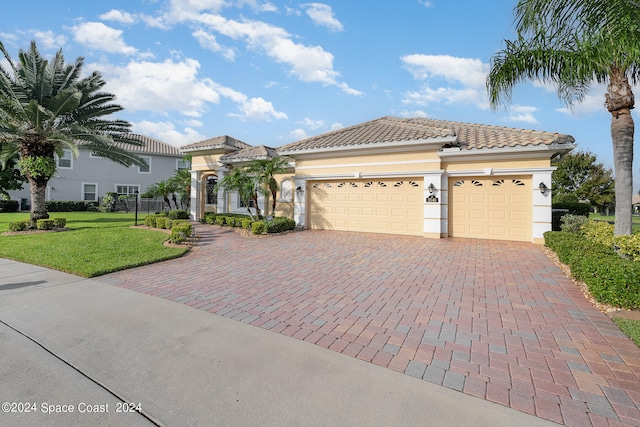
[
  {"x1": 115, "y1": 134, "x2": 182, "y2": 156},
  {"x1": 278, "y1": 116, "x2": 575, "y2": 155},
  {"x1": 219, "y1": 145, "x2": 279, "y2": 163},
  {"x1": 180, "y1": 135, "x2": 251, "y2": 152}
]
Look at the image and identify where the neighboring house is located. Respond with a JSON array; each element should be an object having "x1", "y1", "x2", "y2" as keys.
[
  {"x1": 633, "y1": 194, "x2": 640, "y2": 213},
  {"x1": 9, "y1": 134, "x2": 188, "y2": 209},
  {"x1": 184, "y1": 116, "x2": 576, "y2": 243}
]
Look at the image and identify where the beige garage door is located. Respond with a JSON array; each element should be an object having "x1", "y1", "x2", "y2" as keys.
[
  {"x1": 308, "y1": 178, "x2": 423, "y2": 236},
  {"x1": 449, "y1": 176, "x2": 531, "y2": 241}
]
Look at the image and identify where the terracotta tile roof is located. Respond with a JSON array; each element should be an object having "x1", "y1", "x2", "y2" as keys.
[
  {"x1": 633, "y1": 195, "x2": 640, "y2": 205},
  {"x1": 219, "y1": 145, "x2": 279, "y2": 163},
  {"x1": 180, "y1": 135, "x2": 251, "y2": 152},
  {"x1": 113, "y1": 134, "x2": 183, "y2": 156},
  {"x1": 278, "y1": 116, "x2": 575, "y2": 153}
]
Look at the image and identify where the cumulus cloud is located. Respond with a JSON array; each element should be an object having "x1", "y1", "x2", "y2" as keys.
[
  {"x1": 399, "y1": 109, "x2": 430, "y2": 118},
  {"x1": 32, "y1": 30, "x2": 66, "y2": 50},
  {"x1": 238, "y1": 0, "x2": 278, "y2": 13},
  {"x1": 132, "y1": 120, "x2": 207, "y2": 147},
  {"x1": 419, "y1": 1, "x2": 434, "y2": 8},
  {"x1": 300, "y1": 118, "x2": 325, "y2": 129},
  {"x1": 72, "y1": 22, "x2": 138, "y2": 55},
  {"x1": 303, "y1": 3, "x2": 344, "y2": 32},
  {"x1": 504, "y1": 105, "x2": 539, "y2": 124},
  {"x1": 401, "y1": 54, "x2": 489, "y2": 109},
  {"x1": 193, "y1": 29, "x2": 236, "y2": 60},
  {"x1": 289, "y1": 128, "x2": 309, "y2": 140},
  {"x1": 99, "y1": 9, "x2": 137, "y2": 24}
]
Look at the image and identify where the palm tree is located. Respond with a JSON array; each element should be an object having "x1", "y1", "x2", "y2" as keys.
[
  {"x1": 0, "y1": 41, "x2": 146, "y2": 227},
  {"x1": 248, "y1": 157, "x2": 291, "y2": 216},
  {"x1": 170, "y1": 168, "x2": 191, "y2": 210},
  {"x1": 215, "y1": 167, "x2": 261, "y2": 221},
  {"x1": 487, "y1": 0, "x2": 640, "y2": 235},
  {"x1": 146, "y1": 180, "x2": 175, "y2": 210}
]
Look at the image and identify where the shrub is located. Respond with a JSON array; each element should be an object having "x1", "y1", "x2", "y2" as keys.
[
  {"x1": 170, "y1": 222, "x2": 193, "y2": 244},
  {"x1": 560, "y1": 214, "x2": 589, "y2": 234},
  {"x1": 144, "y1": 215, "x2": 158, "y2": 227},
  {"x1": 614, "y1": 234, "x2": 640, "y2": 262},
  {"x1": 545, "y1": 231, "x2": 640, "y2": 309},
  {"x1": 8, "y1": 220, "x2": 29, "y2": 232},
  {"x1": 215, "y1": 216, "x2": 226, "y2": 226},
  {"x1": 241, "y1": 218, "x2": 253, "y2": 229},
  {"x1": 265, "y1": 217, "x2": 296, "y2": 234},
  {"x1": 155, "y1": 217, "x2": 167, "y2": 229},
  {"x1": 251, "y1": 221, "x2": 266, "y2": 235},
  {"x1": 54, "y1": 218, "x2": 67, "y2": 228},
  {"x1": 552, "y1": 201, "x2": 591, "y2": 216},
  {"x1": 46, "y1": 200, "x2": 97, "y2": 212},
  {"x1": 582, "y1": 220, "x2": 615, "y2": 247},
  {"x1": 37, "y1": 219, "x2": 56, "y2": 230},
  {"x1": 204, "y1": 213, "x2": 216, "y2": 224},
  {"x1": 0, "y1": 200, "x2": 19, "y2": 212},
  {"x1": 168, "y1": 209, "x2": 189, "y2": 220}
]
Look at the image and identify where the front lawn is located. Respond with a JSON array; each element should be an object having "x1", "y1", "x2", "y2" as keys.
[
  {"x1": 612, "y1": 318, "x2": 640, "y2": 347},
  {"x1": 589, "y1": 213, "x2": 640, "y2": 233},
  {"x1": 0, "y1": 212, "x2": 188, "y2": 277}
]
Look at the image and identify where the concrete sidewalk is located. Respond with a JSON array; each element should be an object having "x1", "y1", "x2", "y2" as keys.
[{"x1": 0, "y1": 259, "x2": 558, "y2": 427}]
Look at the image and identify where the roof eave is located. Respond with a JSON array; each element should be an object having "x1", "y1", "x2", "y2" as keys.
[
  {"x1": 278, "y1": 136, "x2": 458, "y2": 158},
  {"x1": 437, "y1": 143, "x2": 576, "y2": 161}
]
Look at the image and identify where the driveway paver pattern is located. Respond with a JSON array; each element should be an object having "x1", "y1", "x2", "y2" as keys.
[{"x1": 98, "y1": 225, "x2": 640, "y2": 426}]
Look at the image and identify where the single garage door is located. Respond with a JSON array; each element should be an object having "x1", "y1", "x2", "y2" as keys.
[
  {"x1": 308, "y1": 178, "x2": 423, "y2": 236},
  {"x1": 449, "y1": 176, "x2": 531, "y2": 241}
]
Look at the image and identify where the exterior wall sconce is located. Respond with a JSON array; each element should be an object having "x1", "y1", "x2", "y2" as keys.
[
  {"x1": 539, "y1": 182, "x2": 548, "y2": 195},
  {"x1": 428, "y1": 183, "x2": 436, "y2": 194},
  {"x1": 295, "y1": 186, "x2": 304, "y2": 195}
]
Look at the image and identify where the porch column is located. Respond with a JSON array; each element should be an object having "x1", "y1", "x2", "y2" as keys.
[
  {"x1": 217, "y1": 168, "x2": 229, "y2": 214},
  {"x1": 293, "y1": 177, "x2": 307, "y2": 228},
  {"x1": 190, "y1": 170, "x2": 201, "y2": 221}
]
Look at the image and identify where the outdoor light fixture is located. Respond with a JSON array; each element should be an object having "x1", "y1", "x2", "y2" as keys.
[
  {"x1": 295, "y1": 186, "x2": 304, "y2": 195},
  {"x1": 134, "y1": 190, "x2": 139, "y2": 226},
  {"x1": 428, "y1": 183, "x2": 436, "y2": 194},
  {"x1": 539, "y1": 182, "x2": 548, "y2": 195}
]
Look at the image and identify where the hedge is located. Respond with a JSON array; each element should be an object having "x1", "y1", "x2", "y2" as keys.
[
  {"x1": 552, "y1": 202, "x2": 591, "y2": 216},
  {"x1": 544, "y1": 231, "x2": 640, "y2": 309},
  {"x1": 8, "y1": 220, "x2": 29, "y2": 232},
  {"x1": 265, "y1": 217, "x2": 295, "y2": 234},
  {"x1": 170, "y1": 222, "x2": 193, "y2": 244},
  {"x1": 0, "y1": 200, "x2": 19, "y2": 212},
  {"x1": 168, "y1": 209, "x2": 190, "y2": 220},
  {"x1": 46, "y1": 200, "x2": 98, "y2": 212}
]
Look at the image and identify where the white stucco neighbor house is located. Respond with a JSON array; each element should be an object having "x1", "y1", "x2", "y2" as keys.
[{"x1": 184, "y1": 117, "x2": 576, "y2": 243}]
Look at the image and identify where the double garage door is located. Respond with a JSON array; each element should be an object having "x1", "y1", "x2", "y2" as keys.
[
  {"x1": 308, "y1": 178, "x2": 423, "y2": 236},
  {"x1": 307, "y1": 175, "x2": 532, "y2": 241}
]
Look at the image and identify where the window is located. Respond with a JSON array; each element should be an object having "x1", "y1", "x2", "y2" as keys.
[
  {"x1": 58, "y1": 149, "x2": 72, "y2": 169},
  {"x1": 116, "y1": 185, "x2": 140, "y2": 196},
  {"x1": 83, "y1": 183, "x2": 97, "y2": 201},
  {"x1": 279, "y1": 179, "x2": 293, "y2": 202},
  {"x1": 206, "y1": 177, "x2": 218, "y2": 205},
  {"x1": 239, "y1": 195, "x2": 255, "y2": 208},
  {"x1": 138, "y1": 156, "x2": 151, "y2": 173},
  {"x1": 177, "y1": 159, "x2": 191, "y2": 170}
]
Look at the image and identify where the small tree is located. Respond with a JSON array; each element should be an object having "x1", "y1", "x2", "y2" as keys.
[
  {"x1": 248, "y1": 157, "x2": 291, "y2": 216},
  {"x1": 146, "y1": 180, "x2": 175, "y2": 210},
  {"x1": 0, "y1": 154, "x2": 26, "y2": 200},
  {"x1": 170, "y1": 168, "x2": 191, "y2": 210},
  {"x1": 552, "y1": 150, "x2": 615, "y2": 213},
  {"x1": 214, "y1": 167, "x2": 261, "y2": 220}
]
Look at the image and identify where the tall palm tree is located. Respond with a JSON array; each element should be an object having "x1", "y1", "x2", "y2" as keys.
[
  {"x1": 146, "y1": 180, "x2": 175, "y2": 210},
  {"x1": 487, "y1": 0, "x2": 640, "y2": 235},
  {"x1": 248, "y1": 157, "x2": 291, "y2": 216},
  {"x1": 0, "y1": 41, "x2": 146, "y2": 227}
]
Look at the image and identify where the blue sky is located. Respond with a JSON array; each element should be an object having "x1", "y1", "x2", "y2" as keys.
[{"x1": 1, "y1": 0, "x2": 638, "y2": 191}]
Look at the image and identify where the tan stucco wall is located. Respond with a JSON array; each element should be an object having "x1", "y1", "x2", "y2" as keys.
[
  {"x1": 443, "y1": 157, "x2": 550, "y2": 171},
  {"x1": 191, "y1": 153, "x2": 224, "y2": 171},
  {"x1": 294, "y1": 151, "x2": 441, "y2": 176}
]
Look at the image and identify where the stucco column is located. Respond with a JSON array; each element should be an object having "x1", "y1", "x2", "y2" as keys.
[
  {"x1": 293, "y1": 177, "x2": 307, "y2": 228},
  {"x1": 190, "y1": 170, "x2": 201, "y2": 221},
  {"x1": 217, "y1": 168, "x2": 229, "y2": 214},
  {"x1": 423, "y1": 171, "x2": 446, "y2": 238},
  {"x1": 531, "y1": 169, "x2": 554, "y2": 244}
]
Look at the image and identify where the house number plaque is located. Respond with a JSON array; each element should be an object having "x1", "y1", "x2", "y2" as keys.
[{"x1": 426, "y1": 195, "x2": 439, "y2": 203}]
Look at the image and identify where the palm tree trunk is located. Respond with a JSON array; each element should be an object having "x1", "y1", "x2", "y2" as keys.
[
  {"x1": 28, "y1": 176, "x2": 49, "y2": 228},
  {"x1": 606, "y1": 69, "x2": 635, "y2": 235}
]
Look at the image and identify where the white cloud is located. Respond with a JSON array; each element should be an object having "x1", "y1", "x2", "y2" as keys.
[
  {"x1": 504, "y1": 105, "x2": 539, "y2": 124},
  {"x1": 238, "y1": 0, "x2": 278, "y2": 13},
  {"x1": 302, "y1": 3, "x2": 344, "y2": 32},
  {"x1": 32, "y1": 30, "x2": 66, "y2": 50},
  {"x1": 72, "y1": 22, "x2": 138, "y2": 56},
  {"x1": 193, "y1": 29, "x2": 235, "y2": 60},
  {"x1": 329, "y1": 122, "x2": 343, "y2": 131},
  {"x1": 300, "y1": 118, "x2": 325, "y2": 129},
  {"x1": 184, "y1": 119, "x2": 204, "y2": 127},
  {"x1": 419, "y1": 1, "x2": 434, "y2": 8},
  {"x1": 401, "y1": 54, "x2": 489, "y2": 109},
  {"x1": 99, "y1": 9, "x2": 137, "y2": 24},
  {"x1": 132, "y1": 120, "x2": 206, "y2": 147},
  {"x1": 399, "y1": 109, "x2": 430, "y2": 118},
  {"x1": 289, "y1": 128, "x2": 309, "y2": 140}
]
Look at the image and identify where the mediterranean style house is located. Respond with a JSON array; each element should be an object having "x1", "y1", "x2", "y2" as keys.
[
  {"x1": 9, "y1": 134, "x2": 188, "y2": 208},
  {"x1": 185, "y1": 116, "x2": 575, "y2": 243}
]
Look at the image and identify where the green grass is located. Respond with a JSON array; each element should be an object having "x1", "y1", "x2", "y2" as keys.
[
  {"x1": 589, "y1": 213, "x2": 640, "y2": 233},
  {"x1": 0, "y1": 212, "x2": 188, "y2": 277},
  {"x1": 612, "y1": 318, "x2": 640, "y2": 348}
]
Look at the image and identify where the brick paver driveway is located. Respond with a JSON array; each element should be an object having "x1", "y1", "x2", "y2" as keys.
[{"x1": 98, "y1": 225, "x2": 640, "y2": 426}]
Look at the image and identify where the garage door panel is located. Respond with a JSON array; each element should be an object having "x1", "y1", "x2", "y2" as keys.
[
  {"x1": 309, "y1": 178, "x2": 423, "y2": 236},
  {"x1": 449, "y1": 176, "x2": 531, "y2": 242}
]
